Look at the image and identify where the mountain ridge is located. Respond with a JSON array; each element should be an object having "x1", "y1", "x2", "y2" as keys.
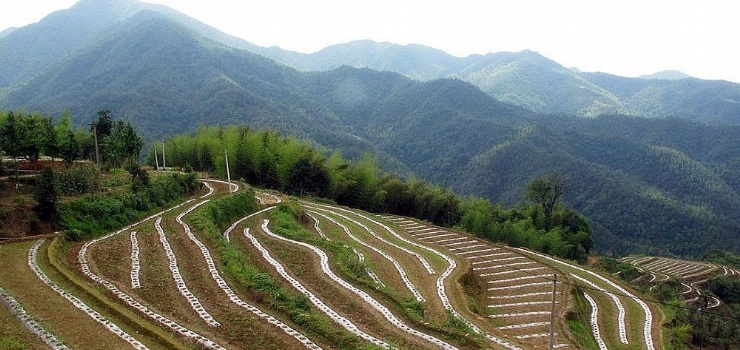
[{"x1": 1, "y1": 0, "x2": 739, "y2": 257}]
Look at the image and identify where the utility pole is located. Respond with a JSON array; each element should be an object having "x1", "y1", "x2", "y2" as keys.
[
  {"x1": 88, "y1": 122, "x2": 100, "y2": 165},
  {"x1": 224, "y1": 149, "x2": 232, "y2": 190},
  {"x1": 154, "y1": 144, "x2": 159, "y2": 171},
  {"x1": 161, "y1": 140, "x2": 166, "y2": 170},
  {"x1": 548, "y1": 274, "x2": 557, "y2": 350}
]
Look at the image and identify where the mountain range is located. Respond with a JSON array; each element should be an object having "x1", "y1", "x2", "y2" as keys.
[{"x1": 1, "y1": 0, "x2": 739, "y2": 257}]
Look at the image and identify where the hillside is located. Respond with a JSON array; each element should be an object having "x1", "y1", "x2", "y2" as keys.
[
  {"x1": 1, "y1": 0, "x2": 739, "y2": 258},
  {"x1": 254, "y1": 41, "x2": 740, "y2": 124},
  {"x1": 451, "y1": 115, "x2": 740, "y2": 256},
  {"x1": 0, "y1": 179, "x2": 668, "y2": 349}
]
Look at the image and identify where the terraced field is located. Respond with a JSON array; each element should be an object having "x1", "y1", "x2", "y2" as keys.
[
  {"x1": 621, "y1": 256, "x2": 737, "y2": 309},
  {"x1": 0, "y1": 181, "x2": 665, "y2": 349}
]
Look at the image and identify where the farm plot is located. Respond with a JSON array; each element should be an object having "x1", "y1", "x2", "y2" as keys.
[
  {"x1": 4, "y1": 178, "x2": 670, "y2": 350},
  {"x1": 299, "y1": 203, "x2": 538, "y2": 349},
  {"x1": 382, "y1": 215, "x2": 573, "y2": 350},
  {"x1": 78, "y1": 181, "x2": 328, "y2": 349},
  {"x1": 518, "y1": 248, "x2": 657, "y2": 350},
  {"x1": 621, "y1": 256, "x2": 724, "y2": 308}
]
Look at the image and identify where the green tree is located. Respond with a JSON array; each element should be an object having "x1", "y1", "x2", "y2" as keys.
[
  {"x1": 0, "y1": 112, "x2": 24, "y2": 179},
  {"x1": 526, "y1": 171, "x2": 567, "y2": 230},
  {"x1": 288, "y1": 155, "x2": 329, "y2": 197},
  {"x1": 95, "y1": 110, "x2": 113, "y2": 138},
  {"x1": 125, "y1": 161, "x2": 150, "y2": 192},
  {"x1": 102, "y1": 120, "x2": 143, "y2": 167},
  {"x1": 60, "y1": 129, "x2": 81, "y2": 164},
  {"x1": 55, "y1": 112, "x2": 80, "y2": 164},
  {"x1": 34, "y1": 166, "x2": 58, "y2": 223}
]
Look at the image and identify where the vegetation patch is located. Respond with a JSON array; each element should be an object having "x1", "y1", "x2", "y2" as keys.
[
  {"x1": 187, "y1": 193, "x2": 380, "y2": 349},
  {"x1": 59, "y1": 172, "x2": 200, "y2": 240}
]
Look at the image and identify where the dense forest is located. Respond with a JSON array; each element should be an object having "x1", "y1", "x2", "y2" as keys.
[{"x1": 151, "y1": 124, "x2": 593, "y2": 262}]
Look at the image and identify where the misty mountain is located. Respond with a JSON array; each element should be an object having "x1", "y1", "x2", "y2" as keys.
[
  {"x1": 0, "y1": 0, "x2": 261, "y2": 89},
  {"x1": 638, "y1": 70, "x2": 692, "y2": 80},
  {"x1": 1, "y1": 0, "x2": 739, "y2": 257},
  {"x1": 257, "y1": 41, "x2": 740, "y2": 124}
]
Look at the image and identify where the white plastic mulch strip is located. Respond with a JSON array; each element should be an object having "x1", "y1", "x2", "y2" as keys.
[
  {"x1": 77, "y1": 199, "x2": 226, "y2": 349},
  {"x1": 487, "y1": 282, "x2": 551, "y2": 291},
  {"x1": 352, "y1": 248, "x2": 385, "y2": 287},
  {"x1": 489, "y1": 311, "x2": 550, "y2": 318},
  {"x1": 515, "y1": 333, "x2": 550, "y2": 339},
  {"x1": 375, "y1": 215, "x2": 524, "y2": 350},
  {"x1": 583, "y1": 292, "x2": 608, "y2": 350},
  {"x1": 243, "y1": 225, "x2": 391, "y2": 349},
  {"x1": 200, "y1": 181, "x2": 216, "y2": 198},
  {"x1": 0, "y1": 285, "x2": 70, "y2": 349},
  {"x1": 306, "y1": 210, "x2": 423, "y2": 302},
  {"x1": 419, "y1": 233, "x2": 458, "y2": 240},
  {"x1": 448, "y1": 244, "x2": 486, "y2": 251},
  {"x1": 468, "y1": 252, "x2": 512, "y2": 261},
  {"x1": 441, "y1": 240, "x2": 479, "y2": 247},
  {"x1": 29, "y1": 240, "x2": 149, "y2": 350},
  {"x1": 499, "y1": 322, "x2": 549, "y2": 330},
  {"x1": 157, "y1": 205, "x2": 220, "y2": 327},
  {"x1": 130, "y1": 231, "x2": 141, "y2": 289},
  {"x1": 258, "y1": 219, "x2": 461, "y2": 350},
  {"x1": 487, "y1": 301, "x2": 554, "y2": 308},
  {"x1": 306, "y1": 212, "x2": 329, "y2": 239},
  {"x1": 486, "y1": 274, "x2": 551, "y2": 284},
  {"x1": 304, "y1": 203, "x2": 435, "y2": 275},
  {"x1": 426, "y1": 236, "x2": 467, "y2": 244},
  {"x1": 515, "y1": 248, "x2": 654, "y2": 350},
  {"x1": 480, "y1": 267, "x2": 546, "y2": 277},
  {"x1": 571, "y1": 274, "x2": 628, "y2": 344},
  {"x1": 180, "y1": 209, "x2": 322, "y2": 349},
  {"x1": 204, "y1": 179, "x2": 239, "y2": 193},
  {"x1": 472, "y1": 256, "x2": 525, "y2": 265},
  {"x1": 223, "y1": 206, "x2": 276, "y2": 242},
  {"x1": 456, "y1": 248, "x2": 498, "y2": 256},
  {"x1": 488, "y1": 292, "x2": 551, "y2": 299}
]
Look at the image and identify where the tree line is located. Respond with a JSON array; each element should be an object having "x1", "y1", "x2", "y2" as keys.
[
  {"x1": 0, "y1": 110, "x2": 143, "y2": 174},
  {"x1": 153, "y1": 125, "x2": 593, "y2": 262}
]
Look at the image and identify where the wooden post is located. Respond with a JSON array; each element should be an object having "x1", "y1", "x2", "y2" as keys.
[{"x1": 225, "y1": 149, "x2": 232, "y2": 191}]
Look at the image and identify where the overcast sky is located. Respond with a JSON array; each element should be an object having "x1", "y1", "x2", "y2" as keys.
[{"x1": 2, "y1": 0, "x2": 739, "y2": 83}]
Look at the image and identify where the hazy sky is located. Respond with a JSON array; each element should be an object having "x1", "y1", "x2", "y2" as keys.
[{"x1": 1, "y1": 0, "x2": 739, "y2": 83}]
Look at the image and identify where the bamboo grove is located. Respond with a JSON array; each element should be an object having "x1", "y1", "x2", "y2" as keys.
[{"x1": 151, "y1": 125, "x2": 593, "y2": 262}]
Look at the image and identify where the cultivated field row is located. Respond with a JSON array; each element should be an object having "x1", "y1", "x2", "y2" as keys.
[
  {"x1": 621, "y1": 256, "x2": 730, "y2": 309},
  {"x1": 0, "y1": 181, "x2": 665, "y2": 349}
]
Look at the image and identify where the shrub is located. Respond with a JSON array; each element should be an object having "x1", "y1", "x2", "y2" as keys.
[{"x1": 59, "y1": 172, "x2": 200, "y2": 240}]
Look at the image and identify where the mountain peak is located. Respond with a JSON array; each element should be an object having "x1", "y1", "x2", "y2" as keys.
[{"x1": 638, "y1": 70, "x2": 692, "y2": 80}]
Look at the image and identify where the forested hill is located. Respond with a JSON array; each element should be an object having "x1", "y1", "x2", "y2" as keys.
[
  {"x1": 1, "y1": 0, "x2": 739, "y2": 258},
  {"x1": 259, "y1": 41, "x2": 740, "y2": 124},
  {"x1": 450, "y1": 116, "x2": 740, "y2": 256}
]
